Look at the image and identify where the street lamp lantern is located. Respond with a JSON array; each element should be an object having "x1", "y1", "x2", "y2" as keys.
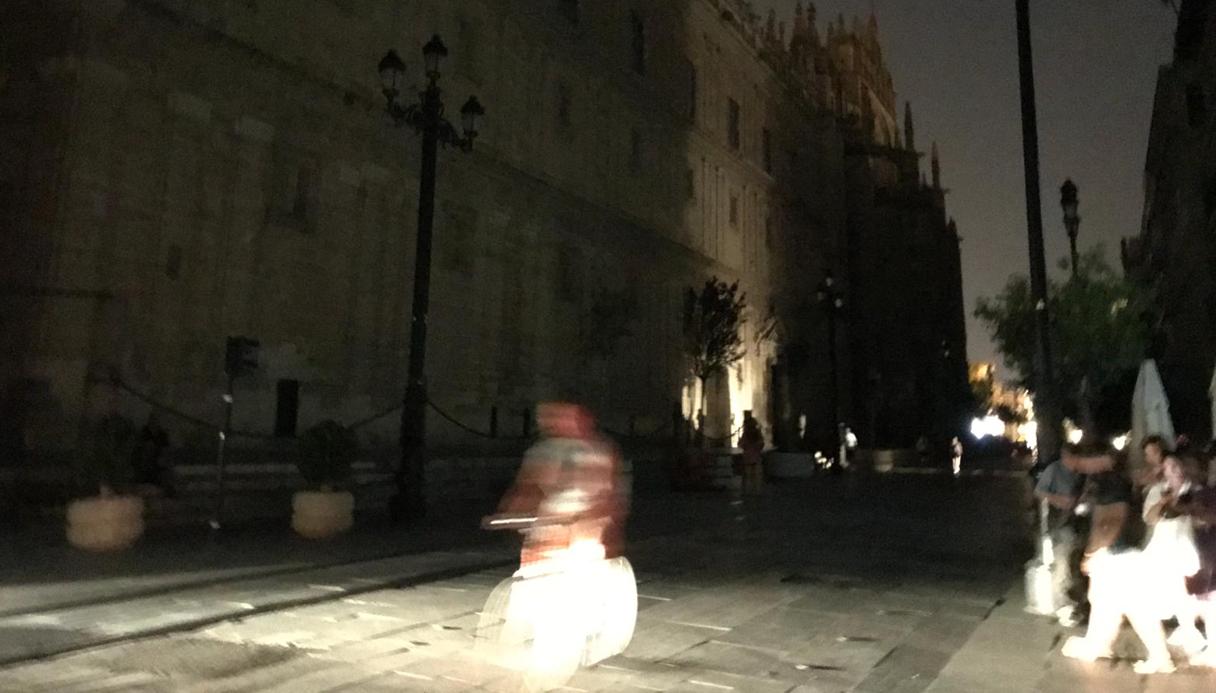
[
  {"x1": 377, "y1": 49, "x2": 405, "y2": 98},
  {"x1": 377, "y1": 36, "x2": 484, "y2": 522},
  {"x1": 1060, "y1": 178, "x2": 1081, "y2": 276},
  {"x1": 422, "y1": 34, "x2": 448, "y2": 78},
  {"x1": 461, "y1": 96, "x2": 485, "y2": 139}
]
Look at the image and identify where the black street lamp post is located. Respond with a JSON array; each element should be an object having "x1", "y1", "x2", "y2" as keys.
[
  {"x1": 1015, "y1": 0, "x2": 1061, "y2": 468},
  {"x1": 1060, "y1": 179, "x2": 1081, "y2": 278},
  {"x1": 378, "y1": 36, "x2": 485, "y2": 521},
  {"x1": 816, "y1": 272, "x2": 847, "y2": 470}
]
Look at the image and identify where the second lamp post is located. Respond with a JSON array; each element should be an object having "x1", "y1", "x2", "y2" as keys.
[
  {"x1": 1060, "y1": 178, "x2": 1081, "y2": 278},
  {"x1": 378, "y1": 35, "x2": 485, "y2": 521},
  {"x1": 817, "y1": 272, "x2": 847, "y2": 470}
]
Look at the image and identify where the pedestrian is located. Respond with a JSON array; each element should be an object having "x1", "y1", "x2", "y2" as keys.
[
  {"x1": 1142, "y1": 454, "x2": 1205, "y2": 657},
  {"x1": 951, "y1": 436, "x2": 963, "y2": 476},
  {"x1": 1136, "y1": 434, "x2": 1168, "y2": 491},
  {"x1": 1033, "y1": 447, "x2": 1088, "y2": 626},
  {"x1": 739, "y1": 413, "x2": 764, "y2": 496},
  {"x1": 1173, "y1": 470, "x2": 1216, "y2": 667},
  {"x1": 1063, "y1": 443, "x2": 1175, "y2": 674}
]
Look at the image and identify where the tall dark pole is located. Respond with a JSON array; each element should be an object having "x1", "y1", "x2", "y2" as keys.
[
  {"x1": 381, "y1": 38, "x2": 484, "y2": 522},
  {"x1": 1061, "y1": 179, "x2": 1081, "y2": 279},
  {"x1": 1016, "y1": 0, "x2": 1061, "y2": 466},
  {"x1": 1068, "y1": 235, "x2": 1079, "y2": 278},
  {"x1": 394, "y1": 79, "x2": 442, "y2": 521},
  {"x1": 818, "y1": 273, "x2": 846, "y2": 470}
]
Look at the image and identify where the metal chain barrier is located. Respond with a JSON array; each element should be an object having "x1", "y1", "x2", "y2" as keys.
[
  {"x1": 114, "y1": 365, "x2": 684, "y2": 445},
  {"x1": 425, "y1": 396, "x2": 530, "y2": 440},
  {"x1": 110, "y1": 373, "x2": 276, "y2": 440}
]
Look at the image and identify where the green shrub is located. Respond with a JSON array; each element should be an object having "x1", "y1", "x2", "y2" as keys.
[{"x1": 297, "y1": 420, "x2": 357, "y2": 489}]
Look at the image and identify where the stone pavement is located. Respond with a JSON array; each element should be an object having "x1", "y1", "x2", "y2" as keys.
[{"x1": 0, "y1": 473, "x2": 1213, "y2": 691}]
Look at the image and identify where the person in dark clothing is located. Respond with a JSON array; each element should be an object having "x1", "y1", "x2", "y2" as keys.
[
  {"x1": 1033, "y1": 449, "x2": 1088, "y2": 625},
  {"x1": 1175, "y1": 484, "x2": 1216, "y2": 666},
  {"x1": 1063, "y1": 443, "x2": 1175, "y2": 674}
]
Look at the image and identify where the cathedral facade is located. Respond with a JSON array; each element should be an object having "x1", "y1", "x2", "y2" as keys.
[{"x1": 0, "y1": 0, "x2": 967, "y2": 460}]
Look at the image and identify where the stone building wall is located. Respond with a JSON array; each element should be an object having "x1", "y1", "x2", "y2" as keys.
[
  {"x1": 0, "y1": 0, "x2": 968, "y2": 462},
  {"x1": 1125, "y1": 0, "x2": 1216, "y2": 438},
  {"x1": 0, "y1": 0, "x2": 830, "y2": 455}
]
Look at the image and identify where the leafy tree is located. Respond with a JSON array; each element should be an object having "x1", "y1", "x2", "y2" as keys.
[
  {"x1": 974, "y1": 248, "x2": 1149, "y2": 433},
  {"x1": 683, "y1": 277, "x2": 747, "y2": 426}
]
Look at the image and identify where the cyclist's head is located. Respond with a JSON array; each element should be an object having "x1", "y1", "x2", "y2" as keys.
[{"x1": 537, "y1": 402, "x2": 595, "y2": 438}]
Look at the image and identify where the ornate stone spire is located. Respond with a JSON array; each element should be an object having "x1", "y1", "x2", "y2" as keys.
[
  {"x1": 931, "y1": 142, "x2": 942, "y2": 189},
  {"x1": 765, "y1": 9, "x2": 777, "y2": 43},
  {"x1": 794, "y1": 1, "x2": 806, "y2": 37},
  {"x1": 904, "y1": 101, "x2": 915, "y2": 152}
]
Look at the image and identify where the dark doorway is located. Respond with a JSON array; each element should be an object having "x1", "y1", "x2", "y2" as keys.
[{"x1": 275, "y1": 379, "x2": 299, "y2": 438}]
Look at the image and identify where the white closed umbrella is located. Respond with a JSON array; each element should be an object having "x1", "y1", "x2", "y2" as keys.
[
  {"x1": 1130, "y1": 359, "x2": 1175, "y2": 468},
  {"x1": 1209, "y1": 366, "x2": 1216, "y2": 442}
]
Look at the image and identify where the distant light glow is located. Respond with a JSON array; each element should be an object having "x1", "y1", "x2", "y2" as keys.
[
  {"x1": 1112, "y1": 434, "x2": 1129, "y2": 451},
  {"x1": 970, "y1": 415, "x2": 1004, "y2": 439},
  {"x1": 1067, "y1": 429, "x2": 1084, "y2": 445},
  {"x1": 845, "y1": 430, "x2": 858, "y2": 449},
  {"x1": 1020, "y1": 421, "x2": 1038, "y2": 450}
]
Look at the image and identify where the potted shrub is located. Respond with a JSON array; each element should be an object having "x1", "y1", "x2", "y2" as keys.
[
  {"x1": 292, "y1": 420, "x2": 356, "y2": 539},
  {"x1": 66, "y1": 413, "x2": 145, "y2": 551}
]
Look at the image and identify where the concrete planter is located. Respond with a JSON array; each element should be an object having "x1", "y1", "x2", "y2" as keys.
[
  {"x1": 291, "y1": 489, "x2": 354, "y2": 539},
  {"x1": 764, "y1": 452, "x2": 815, "y2": 479},
  {"x1": 66, "y1": 493, "x2": 145, "y2": 552}
]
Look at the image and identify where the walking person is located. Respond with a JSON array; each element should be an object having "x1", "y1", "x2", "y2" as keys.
[
  {"x1": 1173, "y1": 465, "x2": 1216, "y2": 667},
  {"x1": 1033, "y1": 447, "x2": 1088, "y2": 626},
  {"x1": 951, "y1": 436, "x2": 963, "y2": 477},
  {"x1": 739, "y1": 413, "x2": 764, "y2": 496},
  {"x1": 1142, "y1": 454, "x2": 1205, "y2": 657},
  {"x1": 1062, "y1": 442, "x2": 1175, "y2": 674}
]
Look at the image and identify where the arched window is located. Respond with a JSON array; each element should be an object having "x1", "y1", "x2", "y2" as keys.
[{"x1": 630, "y1": 11, "x2": 646, "y2": 75}]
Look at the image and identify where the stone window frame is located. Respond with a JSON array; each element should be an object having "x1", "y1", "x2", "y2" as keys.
[
  {"x1": 457, "y1": 15, "x2": 483, "y2": 83},
  {"x1": 266, "y1": 141, "x2": 319, "y2": 233},
  {"x1": 687, "y1": 60, "x2": 698, "y2": 123},
  {"x1": 556, "y1": 80, "x2": 573, "y2": 130},
  {"x1": 727, "y1": 98, "x2": 741, "y2": 151},
  {"x1": 558, "y1": 0, "x2": 579, "y2": 25},
  {"x1": 729, "y1": 192, "x2": 739, "y2": 228},
  {"x1": 762, "y1": 127, "x2": 773, "y2": 174},
  {"x1": 1186, "y1": 82, "x2": 1206, "y2": 129},
  {"x1": 629, "y1": 127, "x2": 644, "y2": 174},
  {"x1": 629, "y1": 10, "x2": 646, "y2": 75}
]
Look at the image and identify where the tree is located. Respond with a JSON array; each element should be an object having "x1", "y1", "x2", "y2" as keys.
[
  {"x1": 683, "y1": 277, "x2": 747, "y2": 431},
  {"x1": 974, "y1": 247, "x2": 1149, "y2": 435}
]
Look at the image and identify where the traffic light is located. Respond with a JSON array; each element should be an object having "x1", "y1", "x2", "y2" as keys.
[{"x1": 225, "y1": 336, "x2": 260, "y2": 377}]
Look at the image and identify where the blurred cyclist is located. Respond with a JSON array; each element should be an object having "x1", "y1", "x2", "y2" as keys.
[{"x1": 496, "y1": 402, "x2": 627, "y2": 569}]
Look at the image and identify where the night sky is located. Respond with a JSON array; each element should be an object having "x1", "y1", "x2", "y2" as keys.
[{"x1": 756, "y1": 0, "x2": 1177, "y2": 374}]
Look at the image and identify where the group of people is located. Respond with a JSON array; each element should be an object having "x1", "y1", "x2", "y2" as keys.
[{"x1": 1035, "y1": 435, "x2": 1216, "y2": 673}]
